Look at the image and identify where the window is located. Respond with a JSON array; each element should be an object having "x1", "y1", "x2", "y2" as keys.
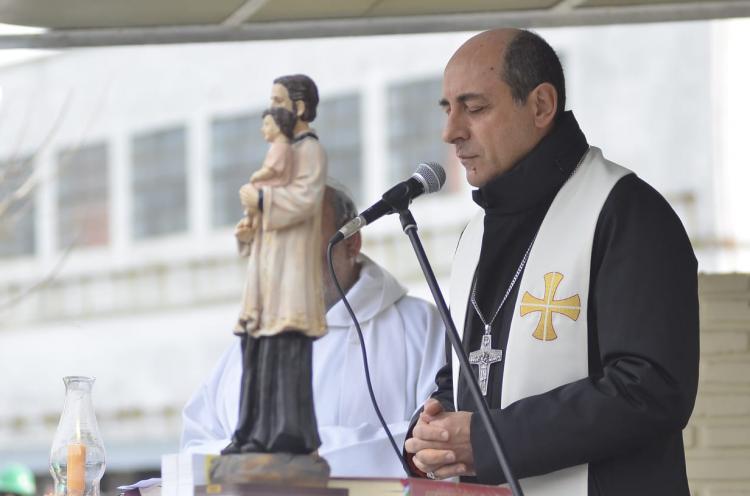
[
  {"x1": 210, "y1": 112, "x2": 265, "y2": 227},
  {"x1": 314, "y1": 94, "x2": 363, "y2": 201},
  {"x1": 0, "y1": 157, "x2": 35, "y2": 257},
  {"x1": 131, "y1": 126, "x2": 187, "y2": 239},
  {"x1": 57, "y1": 143, "x2": 109, "y2": 248},
  {"x1": 387, "y1": 78, "x2": 450, "y2": 186}
]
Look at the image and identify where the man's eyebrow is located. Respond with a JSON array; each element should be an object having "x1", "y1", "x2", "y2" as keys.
[{"x1": 438, "y1": 93, "x2": 486, "y2": 108}]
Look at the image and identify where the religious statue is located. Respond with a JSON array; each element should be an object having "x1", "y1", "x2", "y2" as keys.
[{"x1": 222, "y1": 74, "x2": 328, "y2": 457}]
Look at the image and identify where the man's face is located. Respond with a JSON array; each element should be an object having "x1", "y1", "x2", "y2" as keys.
[
  {"x1": 440, "y1": 44, "x2": 539, "y2": 188},
  {"x1": 270, "y1": 83, "x2": 294, "y2": 113},
  {"x1": 320, "y1": 196, "x2": 360, "y2": 310}
]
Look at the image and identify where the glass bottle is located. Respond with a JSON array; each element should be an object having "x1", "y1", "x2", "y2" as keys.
[{"x1": 49, "y1": 376, "x2": 106, "y2": 496}]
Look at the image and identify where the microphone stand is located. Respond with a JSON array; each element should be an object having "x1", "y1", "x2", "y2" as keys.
[{"x1": 395, "y1": 207, "x2": 524, "y2": 496}]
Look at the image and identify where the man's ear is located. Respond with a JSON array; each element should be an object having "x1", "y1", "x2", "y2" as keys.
[
  {"x1": 347, "y1": 232, "x2": 362, "y2": 259},
  {"x1": 295, "y1": 100, "x2": 306, "y2": 119},
  {"x1": 530, "y1": 82, "x2": 558, "y2": 129}
]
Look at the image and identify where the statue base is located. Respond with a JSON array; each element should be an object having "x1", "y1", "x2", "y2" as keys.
[{"x1": 209, "y1": 452, "x2": 330, "y2": 488}]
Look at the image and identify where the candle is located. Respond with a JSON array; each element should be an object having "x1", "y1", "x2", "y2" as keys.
[{"x1": 67, "y1": 443, "x2": 86, "y2": 496}]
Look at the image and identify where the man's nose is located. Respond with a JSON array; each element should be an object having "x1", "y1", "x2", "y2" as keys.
[{"x1": 442, "y1": 111, "x2": 468, "y2": 144}]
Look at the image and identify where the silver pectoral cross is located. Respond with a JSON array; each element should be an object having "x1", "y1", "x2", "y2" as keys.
[{"x1": 469, "y1": 333, "x2": 503, "y2": 396}]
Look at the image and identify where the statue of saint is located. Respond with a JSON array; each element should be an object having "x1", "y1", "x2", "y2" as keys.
[{"x1": 224, "y1": 74, "x2": 328, "y2": 455}]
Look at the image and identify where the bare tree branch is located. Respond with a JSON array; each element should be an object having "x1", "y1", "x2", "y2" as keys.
[
  {"x1": 1, "y1": 74, "x2": 112, "y2": 227},
  {"x1": 0, "y1": 74, "x2": 115, "y2": 312},
  {"x1": 0, "y1": 91, "x2": 73, "y2": 220},
  {"x1": 0, "y1": 235, "x2": 77, "y2": 310}
]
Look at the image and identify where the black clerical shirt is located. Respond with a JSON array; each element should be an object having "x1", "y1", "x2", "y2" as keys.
[{"x1": 427, "y1": 111, "x2": 699, "y2": 495}]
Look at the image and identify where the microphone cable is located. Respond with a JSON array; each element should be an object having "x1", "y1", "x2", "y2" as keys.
[{"x1": 326, "y1": 240, "x2": 410, "y2": 476}]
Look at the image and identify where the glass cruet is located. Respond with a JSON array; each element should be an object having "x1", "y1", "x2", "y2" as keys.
[{"x1": 49, "y1": 376, "x2": 106, "y2": 496}]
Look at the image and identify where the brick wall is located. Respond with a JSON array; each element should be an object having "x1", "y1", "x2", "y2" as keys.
[{"x1": 688, "y1": 273, "x2": 750, "y2": 496}]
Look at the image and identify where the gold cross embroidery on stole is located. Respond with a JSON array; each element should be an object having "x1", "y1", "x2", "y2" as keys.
[{"x1": 520, "y1": 272, "x2": 581, "y2": 341}]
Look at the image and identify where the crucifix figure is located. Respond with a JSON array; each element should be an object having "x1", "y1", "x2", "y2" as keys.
[{"x1": 469, "y1": 333, "x2": 503, "y2": 396}]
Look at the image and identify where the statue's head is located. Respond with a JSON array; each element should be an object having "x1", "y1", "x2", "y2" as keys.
[
  {"x1": 271, "y1": 74, "x2": 319, "y2": 123},
  {"x1": 261, "y1": 107, "x2": 296, "y2": 142}
]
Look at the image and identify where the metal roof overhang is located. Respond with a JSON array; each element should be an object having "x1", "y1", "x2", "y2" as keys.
[{"x1": 0, "y1": 0, "x2": 749, "y2": 49}]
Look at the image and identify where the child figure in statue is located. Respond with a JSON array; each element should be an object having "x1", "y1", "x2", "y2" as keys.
[
  {"x1": 251, "y1": 108, "x2": 297, "y2": 185},
  {"x1": 225, "y1": 74, "x2": 328, "y2": 456},
  {"x1": 234, "y1": 107, "x2": 297, "y2": 255}
]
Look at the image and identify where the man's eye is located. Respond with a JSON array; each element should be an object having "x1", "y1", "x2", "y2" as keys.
[{"x1": 468, "y1": 106, "x2": 485, "y2": 113}]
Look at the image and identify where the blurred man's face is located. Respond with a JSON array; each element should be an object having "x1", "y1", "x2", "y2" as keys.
[{"x1": 320, "y1": 195, "x2": 361, "y2": 310}]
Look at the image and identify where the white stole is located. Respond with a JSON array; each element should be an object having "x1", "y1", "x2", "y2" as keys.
[{"x1": 448, "y1": 147, "x2": 631, "y2": 495}]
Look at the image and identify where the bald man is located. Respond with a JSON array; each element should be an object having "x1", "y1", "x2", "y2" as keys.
[{"x1": 405, "y1": 29, "x2": 698, "y2": 496}]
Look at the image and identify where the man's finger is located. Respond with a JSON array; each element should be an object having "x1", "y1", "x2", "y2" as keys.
[
  {"x1": 413, "y1": 421, "x2": 449, "y2": 442},
  {"x1": 422, "y1": 398, "x2": 444, "y2": 419},
  {"x1": 405, "y1": 436, "x2": 453, "y2": 454},
  {"x1": 404, "y1": 436, "x2": 419, "y2": 454},
  {"x1": 413, "y1": 448, "x2": 456, "y2": 469},
  {"x1": 411, "y1": 454, "x2": 433, "y2": 474},
  {"x1": 432, "y1": 462, "x2": 468, "y2": 479}
]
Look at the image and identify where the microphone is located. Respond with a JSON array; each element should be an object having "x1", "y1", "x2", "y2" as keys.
[{"x1": 330, "y1": 162, "x2": 446, "y2": 245}]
